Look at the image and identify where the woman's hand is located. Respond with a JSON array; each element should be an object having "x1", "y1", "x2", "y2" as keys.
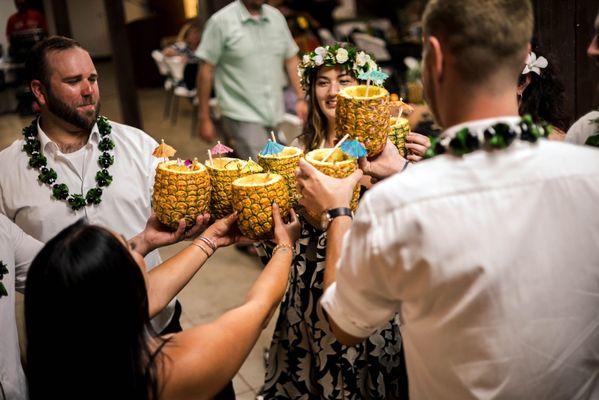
[
  {"x1": 272, "y1": 203, "x2": 300, "y2": 246},
  {"x1": 202, "y1": 213, "x2": 243, "y2": 249},
  {"x1": 406, "y1": 133, "x2": 431, "y2": 162},
  {"x1": 131, "y1": 213, "x2": 210, "y2": 256}
]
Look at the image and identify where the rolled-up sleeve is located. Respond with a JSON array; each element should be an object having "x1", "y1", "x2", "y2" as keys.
[{"x1": 320, "y1": 195, "x2": 402, "y2": 338}]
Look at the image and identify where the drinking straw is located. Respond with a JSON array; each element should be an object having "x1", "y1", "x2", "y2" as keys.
[{"x1": 322, "y1": 134, "x2": 350, "y2": 162}]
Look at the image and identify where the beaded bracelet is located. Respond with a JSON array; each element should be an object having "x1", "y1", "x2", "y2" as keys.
[
  {"x1": 273, "y1": 243, "x2": 295, "y2": 257},
  {"x1": 197, "y1": 235, "x2": 217, "y2": 252},
  {"x1": 191, "y1": 241, "x2": 212, "y2": 258}
]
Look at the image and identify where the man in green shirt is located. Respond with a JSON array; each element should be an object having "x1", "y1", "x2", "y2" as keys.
[{"x1": 196, "y1": 0, "x2": 307, "y2": 159}]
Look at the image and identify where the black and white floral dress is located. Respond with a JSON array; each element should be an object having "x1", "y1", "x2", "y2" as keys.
[{"x1": 258, "y1": 217, "x2": 408, "y2": 399}]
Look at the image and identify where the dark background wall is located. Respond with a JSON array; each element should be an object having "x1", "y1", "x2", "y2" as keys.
[{"x1": 533, "y1": 0, "x2": 598, "y2": 121}]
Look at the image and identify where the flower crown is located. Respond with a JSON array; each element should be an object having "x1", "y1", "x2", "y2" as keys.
[{"x1": 298, "y1": 43, "x2": 380, "y2": 90}]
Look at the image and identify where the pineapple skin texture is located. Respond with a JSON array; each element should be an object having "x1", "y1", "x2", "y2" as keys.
[
  {"x1": 206, "y1": 164, "x2": 249, "y2": 220},
  {"x1": 232, "y1": 176, "x2": 290, "y2": 240},
  {"x1": 389, "y1": 118, "x2": 410, "y2": 157},
  {"x1": 335, "y1": 89, "x2": 390, "y2": 157},
  {"x1": 152, "y1": 165, "x2": 211, "y2": 228},
  {"x1": 258, "y1": 151, "x2": 303, "y2": 206},
  {"x1": 303, "y1": 152, "x2": 360, "y2": 227}
]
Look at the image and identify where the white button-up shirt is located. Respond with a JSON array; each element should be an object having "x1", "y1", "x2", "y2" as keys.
[
  {"x1": 0, "y1": 213, "x2": 43, "y2": 400},
  {"x1": 0, "y1": 120, "x2": 175, "y2": 331},
  {"x1": 321, "y1": 117, "x2": 599, "y2": 399}
]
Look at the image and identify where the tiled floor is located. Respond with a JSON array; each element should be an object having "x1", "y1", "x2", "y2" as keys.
[{"x1": 3, "y1": 60, "x2": 279, "y2": 397}]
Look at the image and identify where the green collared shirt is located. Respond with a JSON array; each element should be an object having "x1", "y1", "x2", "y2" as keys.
[{"x1": 196, "y1": 0, "x2": 298, "y2": 126}]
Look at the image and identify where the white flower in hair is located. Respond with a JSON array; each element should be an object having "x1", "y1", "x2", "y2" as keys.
[
  {"x1": 302, "y1": 54, "x2": 311, "y2": 64},
  {"x1": 314, "y1": 54, "x2": 324, "y2": 66},
  {"x1": 336, "y1": 48, "x2": 349, "y2": 63},
  {"x1": 356, "y1": 51, "x2": 369, "y2": 67},
  {"x1": 522, "y1": 52, "x2": 548, "y2": 75},
  {"x1": 314, "y1": 46, "x2": 327, "y2": 57}
]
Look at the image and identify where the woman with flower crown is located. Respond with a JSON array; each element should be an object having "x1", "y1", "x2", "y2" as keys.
[{"x1": 258, "y1": 44, "x2": 429, "y2": 400}]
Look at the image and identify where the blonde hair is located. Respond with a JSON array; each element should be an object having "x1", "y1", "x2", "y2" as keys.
[{"x1": 423, "y1": 0, "x2": 533, "y2": 83}]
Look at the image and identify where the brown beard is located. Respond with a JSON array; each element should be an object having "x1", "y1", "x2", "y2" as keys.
[{"x1": 46, "y1": 89, "x2": 100, "y2": 132}]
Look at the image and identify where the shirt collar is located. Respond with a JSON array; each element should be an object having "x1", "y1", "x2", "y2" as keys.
[
  {"x1": 442, "y1": 116, "x2": 522, "y2": 140},
  {"x1": 237, "y1": 0, "x2": 268, "y2": 23},
  {"x1": 36, "y1": 118, "x2": 101, "y2": 154}
]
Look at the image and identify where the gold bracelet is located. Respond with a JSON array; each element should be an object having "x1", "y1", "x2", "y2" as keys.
[
  {"x1": 191, "y1": 241, "x2": 212, "y2": 258},
  {"x1": 273, "y1": 243, "x2": 295, "y2": 257}
]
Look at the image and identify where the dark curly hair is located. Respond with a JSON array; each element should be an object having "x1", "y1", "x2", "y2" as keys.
[{"x1": 518, "y1": 46, "x2": 569, "y2": 132}]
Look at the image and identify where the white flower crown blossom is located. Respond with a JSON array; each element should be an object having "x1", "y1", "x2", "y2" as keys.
[{"x1": 297, "y1": 45, "x2": 380, "y2": 89}]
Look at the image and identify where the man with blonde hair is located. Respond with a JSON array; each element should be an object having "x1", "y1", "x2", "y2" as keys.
[{"x1": 296, "y1": 0, "x2": 599, "y2": 398}]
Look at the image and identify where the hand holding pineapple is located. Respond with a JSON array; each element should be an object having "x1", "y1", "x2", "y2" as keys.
[
  {"x1": 131, "y1": 213, "x2": 212, "y2": 256},
  {"x1": 199, "y1": 212, "x2": 244, "y2": 249},
  {"x1": 405, "y1": 133, "x2": 431, "y2": 162},
  {"x1": 358, "y1": 140, "x2": 408, "y2": 181},
  {"x1": 271, "y1": 203, "x2": 301, "y2": 247},
  {"x1": 296, "y1": 158, "x2": 363, "y2": 218}
]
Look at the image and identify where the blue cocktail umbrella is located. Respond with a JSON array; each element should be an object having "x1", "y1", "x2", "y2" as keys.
[
  {"x1": 259, "y1": 139, "x2": 285, "y2": 156},
  {"x1": 340, "y1": 139, "x2": 367, "y2": 158}
]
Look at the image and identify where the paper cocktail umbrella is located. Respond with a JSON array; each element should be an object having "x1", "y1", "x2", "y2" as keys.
[
  {"x1": 259, "y1": 139, "x2": 286, "y2": 156},
  {"x1": 210, "y1": 141, "x2": 234, "y2": 156},
  {"x1": 339, "y1": 139, "x2": 368, "y2": 158},
  {"x1": 152, "y1": 139, "x2": 177, "y2": 159}
]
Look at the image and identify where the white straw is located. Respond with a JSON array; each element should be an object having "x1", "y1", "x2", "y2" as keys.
[
  {"x1": 365, "y1": 78, "x2": 371, "y2": 97},
  {"x1": 207, "y1": 149, "x2": 213, "y2": 165},
  {"x1": 322, "y1": 134, "x2": 350, "y2": 162},
  {"x1": 396, "y1": 97, "x2": 404, "y2": 121},
  {"x1": 270, "y1": 131, "x2": 277, "y2": 143}
]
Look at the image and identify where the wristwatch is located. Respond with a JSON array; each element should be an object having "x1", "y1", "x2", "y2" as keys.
[{"x1": 320, "y1": 207, "x2": 353, "y2": 231}]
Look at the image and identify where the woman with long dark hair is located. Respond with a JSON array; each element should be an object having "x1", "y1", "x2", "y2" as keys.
[
  {"x1": 25, "y1": 206, "x2": 299, "y2": 400},
  {"x1": 518, "y1": 48, "x2": 569, "y2": 138},
  {"x1": 259, "y1": 44, "x2": 421, "y2": 399}
]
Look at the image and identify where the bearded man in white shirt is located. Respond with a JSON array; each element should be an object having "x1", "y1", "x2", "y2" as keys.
[
  {"x1": 0, "y1": 36, "x2": 184, "y2": 334},
  {"x1": 296, "y1": 0, "x2": 599, "y2": 399}
]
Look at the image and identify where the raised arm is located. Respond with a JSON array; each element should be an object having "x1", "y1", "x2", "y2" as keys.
[{"x1": 159, "y1": 204, "x2": 300, "y2": 400}]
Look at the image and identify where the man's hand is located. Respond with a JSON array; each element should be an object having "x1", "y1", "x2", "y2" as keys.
[
  {"x1": 132, "y1": 213, "x2": 211, "y2": 257},
  {"x1": 359, "y1": 140, "x2": 407, "y2": 181},
  {"x1": 198, "y1": 117, "x2": 216, "y2": 142},
  {"x1": 295, "y1": 98, "x2": 308, "y2": 122},
  {"x1": 296, "y1": 158, "x2": 363, "y2": 217},
  {"x1": 405, "y1": 132, "x2": 431, "y2": 163}
]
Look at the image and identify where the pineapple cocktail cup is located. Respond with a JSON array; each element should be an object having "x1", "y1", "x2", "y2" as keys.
[
  {"x1": 302, "y1": 148, "x2": 360, "y2": 228},
  {"x1": 336, "y1": 85, "x2": 390, "y2": 157},
  {"x1": 258, "y1": 146, "x2": 303, "y2": 206},
  {"x1": 232, "y1": 173, "x2": 291, "y2": 240},
  {"x1": 389, "y1": 117, "x2": 411, "y2": 157},
  {"x1": 152, "y1": 160, "x2": 211, "y2": 228},
  {"x1": 205, "y1": 157, "x2": 262, "y2": 219}
]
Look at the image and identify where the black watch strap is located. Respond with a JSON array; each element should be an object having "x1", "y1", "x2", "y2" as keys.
[{"x1": 327, "y1": 207, "x2": 353, "y2": 220}]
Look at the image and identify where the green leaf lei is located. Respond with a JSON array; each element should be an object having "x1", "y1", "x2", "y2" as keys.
[
  {"x1": 584, "y1": 111, "x2": 599, "y2": 148},
  {"x1": 424, "y1": 115, "x2": 552, "y2": 159},
  {"x1": 0, "y1": 261, "x2": 8, "y2": 298},
  {"x1": 22, "y1": 116, "x2": 115, "y2": 211}
]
